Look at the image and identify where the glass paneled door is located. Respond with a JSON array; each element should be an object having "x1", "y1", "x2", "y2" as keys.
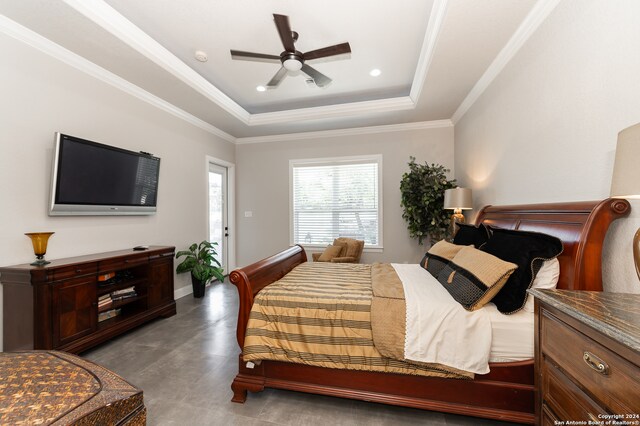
[{"x1": 208, "y1": 163, "x2": 228, "y2": 273}]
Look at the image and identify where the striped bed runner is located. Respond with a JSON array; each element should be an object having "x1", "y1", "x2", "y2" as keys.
[{"x1": 243, "y1": 262, "x2": 468, "y2": 379}]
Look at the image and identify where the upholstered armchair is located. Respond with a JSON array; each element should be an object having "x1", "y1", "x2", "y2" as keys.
[{"x1": 312, "y1": 237, "x2": 365, "y2": 263}]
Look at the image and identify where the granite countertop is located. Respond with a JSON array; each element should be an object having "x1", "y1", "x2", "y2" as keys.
[{"x1": 528, "y1": 289, "x2": 640, "y2": 353}]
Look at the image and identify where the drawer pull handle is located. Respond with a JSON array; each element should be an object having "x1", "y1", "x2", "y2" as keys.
[{"x1": 583, "y1": 351, "x2": 609, "y2": 375}]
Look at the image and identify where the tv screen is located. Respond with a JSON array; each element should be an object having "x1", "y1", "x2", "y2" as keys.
[{"x1": 49, "y1": 133, "x2": 160, "y2": 215}]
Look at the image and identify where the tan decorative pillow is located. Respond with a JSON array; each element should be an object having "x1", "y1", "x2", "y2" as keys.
[
  {"x1": 436, "y1": 246, "x2": 517, "y2": 311},
  {"x1": 333, "y1": 238, "x2": 363, "y2": 258},
  {"x1": 428, "y1": 240, "x2": 466, "y2": 260},
  {"x1": 317, "y1": 245, "x2": 344, "y2": 262},
  {"x1": 420, "y1": 240, "x2": 466, "y2": 277}
]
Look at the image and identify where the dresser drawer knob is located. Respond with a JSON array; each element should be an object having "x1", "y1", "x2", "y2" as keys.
[{"x1": 583, "y1": 351, "x2": 609, "y2": 375}]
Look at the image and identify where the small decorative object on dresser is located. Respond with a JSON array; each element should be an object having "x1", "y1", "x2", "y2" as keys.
[
  {"x1": 24, "y1": 232, "x2": 54, "y2": 266},
  {"x1": 530, "y1": 289, "x2": 640, "y2": 424}
]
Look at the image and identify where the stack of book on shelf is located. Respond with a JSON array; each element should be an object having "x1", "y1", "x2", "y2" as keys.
[
  {"x1": 97, "y1": 286, "x2": 138, "y2": 322},
  {"x1": 98, "y1": 294, "x2": 113, "y2": 312},
  {"x1": 111, "y1": 286, "x2": 137, "y2": 301},
  {"x1": 98, "y1": 308, "x2": 121, "y2": 322}
]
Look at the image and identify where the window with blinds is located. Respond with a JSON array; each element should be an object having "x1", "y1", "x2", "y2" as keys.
[{"x1": 290, "y1": 155, "x2": 382, "y2": 248}]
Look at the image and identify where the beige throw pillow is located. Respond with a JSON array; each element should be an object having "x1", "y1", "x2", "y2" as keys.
[
  {"x1": 436, "y1": 246, "x2": 518, "y2": 311},
  {"x1": 317, "y1": 245, "x2": 344, "y2": 262}
]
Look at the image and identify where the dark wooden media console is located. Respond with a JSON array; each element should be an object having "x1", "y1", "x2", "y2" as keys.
[{"x1": 1, "y1": 246, "x2": 176, "y2": 353}]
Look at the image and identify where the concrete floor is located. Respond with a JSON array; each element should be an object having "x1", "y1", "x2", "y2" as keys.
[{"x1": 83, "y1": 282, "x2": 519, "y2": 426}]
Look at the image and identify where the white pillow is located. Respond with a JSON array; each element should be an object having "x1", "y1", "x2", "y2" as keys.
[{"x1": 522, "y1": 258, "x2": 560, "y2": 312}]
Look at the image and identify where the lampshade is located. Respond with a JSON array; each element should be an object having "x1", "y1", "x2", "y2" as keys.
[
  {"x1": 444, "y1": 188, "x2": 473, "y2": 210},
  {"x1": 610, "y1": 122, "x2": 640, "y2": 199},
  {"x1": 610, "y1": 122, "x2": 640, "y2": 284}
]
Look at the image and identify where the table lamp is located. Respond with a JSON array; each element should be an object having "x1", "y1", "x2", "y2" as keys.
[
  {"x1": 444, "y1": 187, "x2": 472, "y2": 237},
  {"x1": 610, "y1": 122, "x2": 640, "y2": 281}
]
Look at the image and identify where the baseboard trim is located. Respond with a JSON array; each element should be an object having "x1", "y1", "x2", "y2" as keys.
[{"x1": 174, "y1": 285, "x2": 192, "y2": 300}]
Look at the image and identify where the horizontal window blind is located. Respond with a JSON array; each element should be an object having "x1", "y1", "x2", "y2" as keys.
[{"x1": 292, "y1": 159, "x2": 380, "y2": 247}]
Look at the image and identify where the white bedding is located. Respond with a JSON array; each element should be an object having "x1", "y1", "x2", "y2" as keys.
[
  {"x1": 485, "y1": 302, "x2": 534, "y2": 362},
  {"x1": 392, "y1": 263, "x2": 492, "y2": 374},
  {"x1": 391, "y1": 263, "x2": 534, "y2": 375}
]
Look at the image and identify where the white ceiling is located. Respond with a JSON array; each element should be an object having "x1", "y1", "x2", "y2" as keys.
[{"x1": 0, "y1": 0, "x2": 546, "y2": 141}]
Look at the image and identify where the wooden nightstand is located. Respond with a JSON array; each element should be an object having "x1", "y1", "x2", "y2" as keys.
[{"x1": 530, "y1": 289, "x2": 640, "y2": 425}]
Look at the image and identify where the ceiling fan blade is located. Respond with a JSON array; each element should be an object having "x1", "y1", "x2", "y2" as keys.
[
  {"x1": 230, "y1": 50, "x2": 281, "y2": 63},
  {"x1": 273, "y1": 14, "x2": 296, "y2": 52},
  {"x1": 303, "y1": 42, "x2": 351, "y2": 61},
  {"x1": 301, "y1": 64, "x2": 332, "y2": 88},
  {"x1": 266, "y1": 67, "x2": 288, "y2": 88}
]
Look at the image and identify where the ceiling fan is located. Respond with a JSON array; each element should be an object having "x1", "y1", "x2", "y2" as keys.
[{"x1": 230, "y1": 14, "x2": 351, "y2": 89}]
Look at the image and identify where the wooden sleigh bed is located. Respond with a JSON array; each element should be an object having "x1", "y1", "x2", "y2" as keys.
[{"x1": 229, "y1": 198, "x2": 630, "y2": 424}]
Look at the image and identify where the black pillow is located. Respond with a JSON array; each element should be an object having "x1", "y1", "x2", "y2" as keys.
[
  {"x1": 480, "y1": 227, "x2": 563, "y2": 314},
  {"x1": 452, "y1": 223, "x2": 491, "y2": 248}
]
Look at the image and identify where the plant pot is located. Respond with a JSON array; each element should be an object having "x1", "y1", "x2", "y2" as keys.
[{"x1": 191, "y1": 274, "x2": 206, "y2": 298}]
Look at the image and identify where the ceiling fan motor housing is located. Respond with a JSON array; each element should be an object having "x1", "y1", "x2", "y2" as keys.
[
  {"x1": 230, "y1": 14, "x2": 351, "y2": 88},
  {"x1": 281, "y1": 51, "x2": 304, "y2": 71}
]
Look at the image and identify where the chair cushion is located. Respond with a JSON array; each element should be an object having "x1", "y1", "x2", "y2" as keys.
[
  {"x1": 317, "y1": 245, "x2": 344, "y2": 262},
  {"x1": 333, "y1": 238, "x2": 364, "y2": 259}
]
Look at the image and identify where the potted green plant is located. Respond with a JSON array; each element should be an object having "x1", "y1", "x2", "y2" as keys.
[
  {"x1": 400, "y1": 157, "x2": 457, "y2": 245},
  {"x1": 175, "y1": 240, "x2": 224, "y2": 298}
]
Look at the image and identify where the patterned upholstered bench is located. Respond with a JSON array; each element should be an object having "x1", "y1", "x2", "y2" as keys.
[{"x1": 0, "y1": 351, "x2": 145, "y2": 425}]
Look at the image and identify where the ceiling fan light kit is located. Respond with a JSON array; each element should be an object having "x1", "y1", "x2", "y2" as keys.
[{"x1": 230, "y1": 13, "x2": 351, "y2": 89}]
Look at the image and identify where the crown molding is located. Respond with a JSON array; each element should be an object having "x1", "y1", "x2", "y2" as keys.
[
  {"x1": 409, "y1": 0, "x2": 449, "y2": 103},
  {"x1": 236, "y1": 119, "x2": 453, "y2": 144},
  {"x1": 0, "y1": 15, "x2": 236, "y2": 143},
  {"x1": 451, "y1": 0, "x2": 561, "y2": 124},
  {"x1": 60, "y1": 0, "x2": 431, "y2": 126},
  {"x1": 63, "y1": 0, "x2": 250, "y2": 124},
  {"x1": 248, "y1": 97, "x2": 415, "y2": 126}
]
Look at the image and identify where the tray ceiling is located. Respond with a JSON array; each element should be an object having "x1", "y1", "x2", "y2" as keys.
[{"x1": 0, "y1": 0, "x2": 546, "y2": 140}]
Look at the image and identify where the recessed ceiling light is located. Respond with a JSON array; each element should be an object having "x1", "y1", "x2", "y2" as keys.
[
  {"x1": 194, "y1": 50, "x2": 208, "y2": 62},
  {"x1": 369, "y1": 68, "x2": 381, "y2": 77},
  {"x1": 256, "y1": 85, "x2": 266, "y2": 92}
]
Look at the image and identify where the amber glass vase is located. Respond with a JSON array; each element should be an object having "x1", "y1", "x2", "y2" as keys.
[{"x1": 25, "y1": 232, "x2": 54, "y2": 266}]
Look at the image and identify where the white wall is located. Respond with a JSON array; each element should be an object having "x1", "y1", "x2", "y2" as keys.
[
  {"x1": 455, "y1": 0, "x2": 640, "y2": 293},
  {"x1": 235, "y1": 126, "x2": 454, "y2": 267},
  {"x1": 0, "y1": 34, "x2": 235, "y2": 349}
]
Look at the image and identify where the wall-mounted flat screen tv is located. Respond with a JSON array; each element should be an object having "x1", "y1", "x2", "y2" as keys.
[{"x1": 49, "y1": 133, "x2": 160, "y2": 215}]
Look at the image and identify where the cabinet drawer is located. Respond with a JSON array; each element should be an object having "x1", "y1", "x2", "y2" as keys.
[
  {"x1": 99, "y1": 254, "x2": 148, "y2": 272},
  {"x1": 541, "y1": 405, "x2": 559, "y2": 426},
  {"x1": 542, "y1": 358, "x2": 605, "y2": 422},
  {"x1": 54, "y1": 263, "x2": 98, "y2": 280},
  {"x1": 541, "y1": 311, "x2": 640, "y2": 412}
]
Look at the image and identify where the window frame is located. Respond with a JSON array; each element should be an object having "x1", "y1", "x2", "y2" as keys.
[{"x1": 289, "y1": 154, "x2": 383, "y2": 251}]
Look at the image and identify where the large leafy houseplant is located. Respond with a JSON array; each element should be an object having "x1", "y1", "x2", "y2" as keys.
[
  {"x1": 400, "y1": 157, "x2": 457, "y2": 245},
  {"x1": 175, "y1": 241, "x2": 224, "y2": 298}
]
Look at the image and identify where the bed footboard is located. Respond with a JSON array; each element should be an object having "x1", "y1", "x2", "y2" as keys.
[{"x1": 229, "y1": 244, "x2": 307, "y2": 349}]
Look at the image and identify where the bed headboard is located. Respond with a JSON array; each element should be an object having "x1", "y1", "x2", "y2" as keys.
[{"x1": 475, "y1": 198, "x2": 630, "y2": 292}]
